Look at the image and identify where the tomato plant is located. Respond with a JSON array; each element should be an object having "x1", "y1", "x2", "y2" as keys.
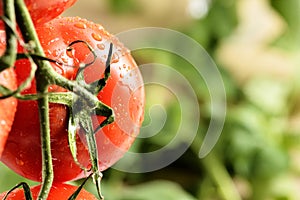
[
  {"x1": 1, "y1": 17, "x2": 145, "y2": 182},
  {"x1": 0, "y1": 0, "x2": 77, "y2": 28},
  {"x1": 0, "y1": 183, "x2": 98, "y2": 200},
  {"x1": 0, "y1": 31, "x2": 17, "y2": 157}
]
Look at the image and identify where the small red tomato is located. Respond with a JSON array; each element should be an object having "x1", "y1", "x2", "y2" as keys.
[
  {"x1": 0, "y1": 32, "x2": 17, "y2": 157},
  {"x1": 0, "y1": 0, "x2": 77, "y2": 28},
  {"x1": 0, "y1": 183, "x2": 98, "y2": 200},
  {"x1": 1, "y1": 17, "x2": 144, "y2": 182}
]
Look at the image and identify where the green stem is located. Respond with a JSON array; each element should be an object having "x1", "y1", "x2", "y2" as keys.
[
  {"x1": 35, "y1": 74, "x2": 53, "y2": 200},
  {"x1": 201, "y1": 153, "x2": 242, "y2": 200},
  {"x1": 0, "y1": 0, "x2": 17, "y2": 72},
  {"x1": 191, "y1": 140, "x2": 241, "y2": 200},
  {"x1": 14, "y1": 0, "x2": 53, "y2": 199},
  {"x1": 2, "y1": 182, "x2": 32, "y2": 200},
  {"x1": 84, "y1": 119, "x2": 104, "y2": 199}
]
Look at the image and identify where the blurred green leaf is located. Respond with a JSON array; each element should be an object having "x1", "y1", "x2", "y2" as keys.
[
  {"x1": 0, "y1": 162, "x2": 37, "y2": 193},
  {"x1": 108, "y1": 0, "x2": 139, "y2": 14},
  {"x1": 104, "y1": 180, "x2": 197, "y2": 200},
  {"x1": 250, "y1": 146, "x2": 288, "y2": 180},
  {"x1": 244, "y1": 78, "x2": 291, "y2": 116},
  {"x1": 270, "y1": 0, "x2": 300, "y2": 50}
]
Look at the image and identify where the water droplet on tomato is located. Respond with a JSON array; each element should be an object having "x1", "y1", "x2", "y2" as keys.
[
  {"x1": 0, "y1": 120, "x2": 6, "y2": 126},
  {"x1": 20, "y1": 153, "x2": 24, "y2": 158},
  {"x1": 11, "y1": 101, "x2": 16, "y2": 106},
  {"x1": 52, "y1": 50, "x2": 59, "y2": 57},
  {"x1": 92, "y1": 32, "x2": 102, "y2": 41},
  {"x1": 113, "y1": 106, "x2": 118, "y2": 112},
  {"x1": 138, "y1": 112, "x2": 144, "y2": 124},
  {"x1": 15, "y1": 158, "x2": 24, "y2": 166},
  {"x1": 97, "y1": 43, "x2": 105, "y2": 50},
  {"x1": 111, "y1": 53, "x2": 119, "y2": 64},
  {"x1": 66, "y1": 48, "x2": 74, "y2": 58},
  {"x1": 131, "y1": 126, "x2": 139, "y2": 137},
  {"x1": 103, "y1": 137, "x2": 110, "y2": 145},
  {"x1": 74, "y1": 22, "x2": 87, "y2": 29},
  {"x1": 87, "y1": 164, "x2": 92, "y2": 170},
  {"x1": 61, "y1": 57, "x2": 68, "y2": 63}
]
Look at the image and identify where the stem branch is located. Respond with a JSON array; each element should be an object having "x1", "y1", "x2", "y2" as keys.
[{"x1": 0, "y1": 0, "x2": 17, "y2": 72}]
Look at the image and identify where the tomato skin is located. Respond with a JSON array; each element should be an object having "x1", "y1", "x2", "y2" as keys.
[
  {"x1": 0, "y1": 0, "x2": 77, "y2": 28},
  {"x1": 0, "y1": 68, "x2": 17, "y2": 157},
  {"x1": 0, "y1": 183, "x2": 98, "y2": 200},
  {"x1": 1, "y1": 17, "x2": 144, "y2": 182},
  {"x1": 0, "y1": 31, "x2": 17, "y2": 157}
]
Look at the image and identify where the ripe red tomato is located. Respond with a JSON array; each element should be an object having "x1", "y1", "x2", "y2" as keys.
[
  {"x1": 0, "y1": 68, "x2": 17, "y2": 157},
  {"x1": 0, "y1": 0, "x2": 77, "y2": 28},
  {"x1": 0, "y1": 183, "x2": 98, "y2": 200},
  {"x1": 1, "y1": 17, "x2": 144, "y2": 182},
  {"x1": 0, "y1": 32, "x2": 17, "y2": 157}
]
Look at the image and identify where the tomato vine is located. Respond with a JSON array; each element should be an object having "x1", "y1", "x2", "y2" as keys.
[{"x1": 0, "y1": 0, "x2": 116, "y2": 199}]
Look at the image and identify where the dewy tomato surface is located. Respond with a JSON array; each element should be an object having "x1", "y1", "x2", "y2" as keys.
[
  {"x1": 1, "y1": 17, "x2": 144, "y2": 182},
  {"x1": 0, "y1": 31, "x2": 17, "y2": 157}
]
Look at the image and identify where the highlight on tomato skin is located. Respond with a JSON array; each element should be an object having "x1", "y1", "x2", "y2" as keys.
[
  {"x1": 0, "y1": 31, "x2": 18, "y2": 158},
  {"x1": 0, "y1": 17, "x2": 145, "y2": 182},
  {"x1": 0, "y1": 183, "x2": 98, "y2": 200},
  {"x1": 0, "y1": 0, "x2": 77, "y2": 29}
]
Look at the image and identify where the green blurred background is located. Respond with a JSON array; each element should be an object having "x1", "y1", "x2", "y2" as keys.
[{"x1": 1, "y1": 0, "x2": 300, "y2": 199}]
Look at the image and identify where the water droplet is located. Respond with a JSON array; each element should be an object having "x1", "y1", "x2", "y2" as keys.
[
  {"x1": 52, "y1": 50, "x2": 59, "y2": 57},
  {"x1": 16, "y1": 158, "x2": 24, "y2": 166},
  {"x1": 111, "y1": 53, "x2": 119, "y2": 64},
  {"x1": 0, "y1": 120, "x2": 6, "y2": 126},
  {"x1": 66, "y1": 48, "x2": 74, "y2": 58},
  {"x1": 61, "y1": 57, "x2": 68, "y2": 63},
  {"x1": 97, "y1": 43, "x2": 105, "y2": 50},
  {"x1": 92, "y1": 33, "x2": 102, "y2": 41},
  {"x1": 103, "y1": 138, "x2": 110, "y2": 145},
  {"x1": 74, "y1": 22, "x2": 87, "y2": 29},
  {"x1": 139, "y1": 115, "x2": 144, "y2": 124}
]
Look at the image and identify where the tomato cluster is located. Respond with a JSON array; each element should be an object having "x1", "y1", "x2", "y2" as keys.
[{"x1": 0, "y1": 0, "x2": 144, "y2": 198}]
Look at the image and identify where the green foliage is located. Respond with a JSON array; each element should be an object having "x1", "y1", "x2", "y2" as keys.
[
  {"x1": 108, "y1": 0, "x2": 139, "y2": 14},
  {"x1": 101, "y1": 180, "x2": 197, "y2": 200},
  {"x1": 270, "y1": 0, "x2": 300, "y2": 50},
  {"x1": 0, "y1": 163, "x2": 37, "y2": 193}
]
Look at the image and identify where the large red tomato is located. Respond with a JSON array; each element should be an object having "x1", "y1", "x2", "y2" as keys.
[
  {"x1": 0, "y1": 32, "x2": 17, "y2": 157},
  {"x1": 0, "y1": 183, "x2": 98, "y2": 200},
  {"x1": 0, "y1": 0, "x2": 77, "y2": 28},
  {"x1": 1, "y1": 17, "x2": 144, "y2": 182}
]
